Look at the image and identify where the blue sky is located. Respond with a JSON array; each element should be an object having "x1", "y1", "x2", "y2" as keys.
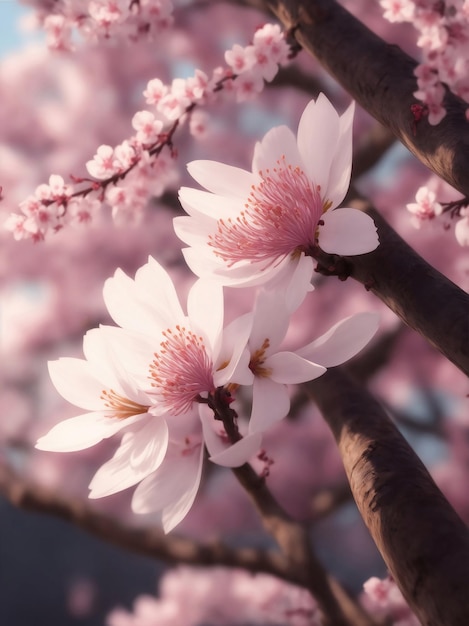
[{"x1": 0, "y1": 2, "x2": 39, "y2": 57}]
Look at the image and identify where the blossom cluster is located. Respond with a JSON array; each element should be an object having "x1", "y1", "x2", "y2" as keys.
[
  {"x1": 5, "y1": 23, "x2": 292, "y2": 240},
  {"x1": 107, "y1": 566, "x2": 320, "y2": 626},
  {"x1": 380, "y1": 0, "x2": 469, "y2": 124},
  {"x1": 27, "y1": 0, "x2": 174, "y2": 50},
  {"x1": 362, "y1": 575, "x2": 420, "y2": 626},
  {"x1": 406, "y1": 184, "x2": 469, "y2": 247},
  {"x1": 35, "y1": 94, "x2": 380, "y2": 532}
]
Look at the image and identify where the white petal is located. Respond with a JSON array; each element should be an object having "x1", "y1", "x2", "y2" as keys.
[
  {"x1": 283, "y1": 253, "x2": 315, "y2": 313},
  {"x1": 297, "y1": 312, "x2": 380, "y2": 366},
  {"x1": 215, "y1": 313, "x2": 254, "y2": 386},
  {"x1": 297, "y1": 94, "x2": 340, "y2": 191},
  {"x1": 199, "y1": 404, "x2": 261, "y2": 467},
  {"x1": 249, "y1": 377, "x2": 290, "y2": 433},
  {"x1": 88, "y1": 418, "x2": 168, "y2": 498},
  {"x1": 173, "y1": 214, "x2": 215, "y2": 247},
  {"x1": 318, "y1": 208, "x2": 379, "y2": 255},
  {"x1": 103, "y1": 260, "x2": 183, "y2": 334},
  {"x1": 187, "y1": 160, "x2": 255, "y2": 198},
  {"x1": 326, "y1": 101, "x2": 354, "y2": 206},
  {"x1": 135, "y1": 257, "x2": 184, "y2": 326},
  {"x1": 187, "y1": 279, "x2": 223, "y2": 356},
  {"x1": 252, "y1": 125, "x2": 301, "y2": 173},
  {"x1": 160, "y1": 445, "x2": 204, "y2": 532},
  {"x1": 36, "y1": 411, "x2": 143, "y2": 452},
  {"x1": 178, "y1": 187, "x2": 243, "y2": 220},
  {"x1": 267, "y1": 351, "x2": 326, "y2": 384},
  {"x1": 209, "y1": 432, "x2": 262, "y2": 468},
  {"x1": 131, "y1": 443, "x2": 204, "y2": 533},
  {"x1": 250, "y1": 289, "x2": 289, "y2": 352},
  {"x1": 48, "y1": 358, "x2": 105, "y2": 411},
  {"x1": 181, "y1": 246, "x2": 288, "y2": 288}
]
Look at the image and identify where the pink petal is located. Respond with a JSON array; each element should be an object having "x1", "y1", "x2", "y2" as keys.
[
  {"x1": 187, "y1": 160, "x2": 255, "y2": 197},
  {"x1": 267, "y1": 351, "x2": 326, "y2": 384},
  {"x1": 249, "y1": 377, "x2": 290, "y2": 433},
  {"x1": 88, "y1": 418, "x2": 168, "y2": 498},
  {"x1": 297, "y1": 312, "x2": 380, "y2": 366},
  {"x1": 318, "y1": 208, "x2": 379, "y2": 255}
]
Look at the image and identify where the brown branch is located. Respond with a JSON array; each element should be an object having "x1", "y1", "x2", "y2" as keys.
[
  {"x1": 0, "y1": 462, "x2": 293, "y2": 582},
  {"x1": 231, "y1": 462, "x2": 376, "y2": 626},
  {"x1": 258, "y1": 0, "x2": 469, "y2": 197},
  {"x1": 0, "y1": 460, "x2": 375, "y2": 625},
  {"x1": 208, "y1": 388, "x2": 373, "y2": 626},
  {"x1": 306, "y1": 368, "x2": 469, "y2": 626},
  {"x1": 315, "y1": 197, "x2": 469, "y2": 377}
]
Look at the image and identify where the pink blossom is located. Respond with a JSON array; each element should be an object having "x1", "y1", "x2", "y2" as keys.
[
  {"x1": 175, "y1": 94, "x2": 379, "y2": 309},
  {"x1": 406, "y1": 186, "x2": 443, "y2": 228},
  {"x1": 225, "y1": 43, "x2": 256, "y2": 74},
  {"x1": 143, "y1": 78, "x2": 169, "y2": 106},
  {"x1": 455, "y1": 207, "x2": 469, "y2": 246},
  {"x1": 86, "y1": 144, "x2": 118, "y2": 179},
  {"x1": 131, "y1": 110, "x2": 163, "y2": 145}
]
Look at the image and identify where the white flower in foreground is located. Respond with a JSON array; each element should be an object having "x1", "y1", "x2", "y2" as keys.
[
  {"x1": 235, "y1": 289, "x2": 380, "y2": 434},
  {"x1": 175, "y1": 93, "x2": 379, "y2": 309},
  {"x1": 102, "y1": 256, "x2": 253, "y2": 416}
]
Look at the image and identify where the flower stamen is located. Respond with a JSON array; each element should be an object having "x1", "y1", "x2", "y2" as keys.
[
  {"x1": 149, "y1": 325, "x2": 214, "y2": 415},
  {"x1": 249, "y1": 338, "x2": 273, "y2": 378},
  {"x1": 100, "y1": 389, "x2": 149, "y2": 419},
  {"x1": 208, "y1": 156, "x2": 324, "y2": 267}
]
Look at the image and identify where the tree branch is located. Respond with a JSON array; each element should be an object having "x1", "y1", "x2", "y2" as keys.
[
  {"x1": 307, "y1": 368, "x2": 469, "y2": 626},
  {"x1": 0, "y1": 462, "x2": 291, "y2": 581},
  {"x1": 259, "y1": 0, "x2": 469, "y2": 197},
  {"x1": 315, "y1": 197, "x2": 469, "y2": 377}
]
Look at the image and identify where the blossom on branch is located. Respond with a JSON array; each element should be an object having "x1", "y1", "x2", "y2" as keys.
[
  {"x1": 35, "y1": 257, "x2": 259, "y2": 531},
  {"x1": 239, "y1": 289, "x2": 380, "y2": 434},
  {"x1": 175, "y1": 94, "x2": 379, "y2": 309}
]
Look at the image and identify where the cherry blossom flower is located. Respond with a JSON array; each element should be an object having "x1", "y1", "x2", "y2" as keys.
[
  {"x1": 455, "y1": 207, "x2": 469, "y2": 246},
  {"x1": 101, "y1": 257, "x2": 261, "y2": 469},
  {"x1": 36, "y1": 323, "x2": 203, "y2": 532},
  {"x1": 175, "y1": 94, "x2": 378, "y2": 309},
  {"x1": 406, "y1": 186, "x2": 443, "y2": 228},
  {"x1": 233, "y1": 289, "x2": 380, "y2": 434}
]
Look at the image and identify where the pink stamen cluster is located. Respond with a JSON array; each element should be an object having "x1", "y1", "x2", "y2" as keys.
[
  {"x1": 148, "y1": 326, "x2": 214, "y2": 415},
  {"x1": 5, "y1": 23, "x2": 294, "y2": 242},
  {"x1": 209, "y1": 158, "x2": 323, "y2": 266},
  {"x1": 380, "y1": 0, "x2": 469, "y2": 124},
  {"x1": 33, "y1": 0, "x2": 174, "y2": 50}
]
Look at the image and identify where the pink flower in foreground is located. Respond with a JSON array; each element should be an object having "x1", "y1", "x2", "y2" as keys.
[{"x1": 175, "y1": 94, "x2": 379, "y2": 309}]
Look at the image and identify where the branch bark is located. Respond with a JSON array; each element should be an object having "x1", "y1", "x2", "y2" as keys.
[
  {"x1": 315, "y1": 196, "x2": 469, "y2": 377},
  {"x1": 307, "y1": 368, "x2": 469, "y2": 626},
  {"x1": 259, "y1": 0, "x2": 469, "y2": 198}
]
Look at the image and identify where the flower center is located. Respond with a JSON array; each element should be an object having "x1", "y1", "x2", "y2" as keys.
[
  {"x1": 148, "y1": 325, "x2": 214, "y2": 415},
  {"x1": 249, "y1": 338, "x2": 272, "y2": 378},
  {"x1": 208, "y1": 156, "x2": 325, "y2": 267},
  {"x1": 100, "y1": 389, "x2": 149, "y2": 419}
]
